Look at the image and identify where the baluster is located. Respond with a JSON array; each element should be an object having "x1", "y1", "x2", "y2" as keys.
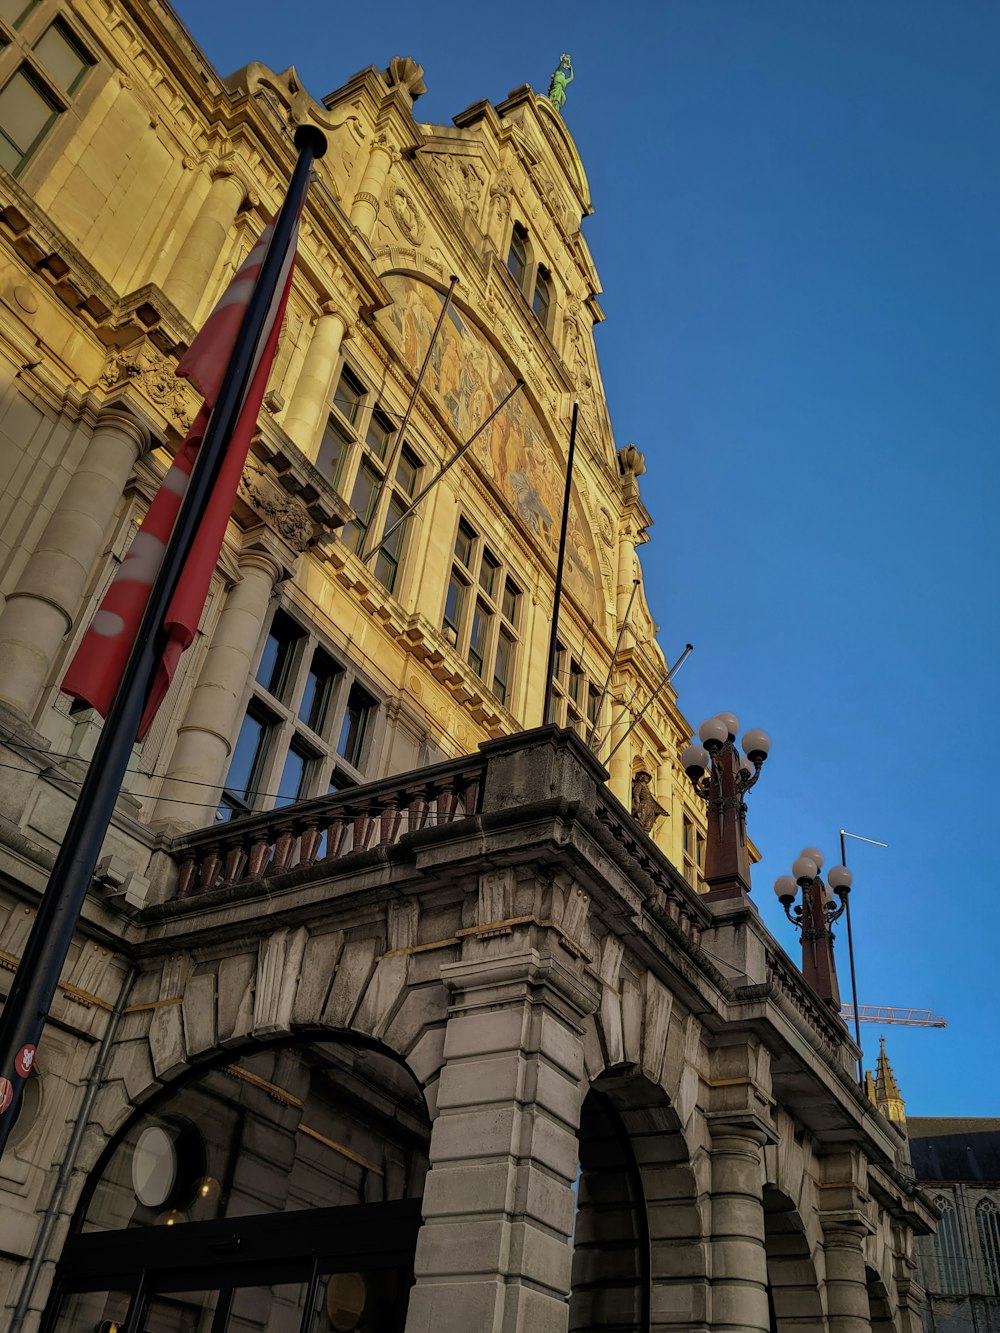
[
  {"x1": 461, "y1": 772, "x2": 483, "y2": 815},
  {"x1": 198, "y1": 844, "x2": 222, "y2": 893},
  {"x1": 246, "y1": 834, "x2": 271, "y2": 880},
  {"x1": 436, "y1": 778, "x2": 458, "y2": 824},
  {"x1": 407, "y1": 792, "x2": 429, "y2": 832},
  {"x1": 176, "y1": 854, "x2": 198, "y2": 899},
  {"x1": 270, "y1": 824, "x2": 296, "y2": 874},
  {"x1": 297, "y1": 820, "x2": 322, "y2": 867},
  {"x1": 351, "y1": 810, "x2": 375, "y2": 851},
  {"x1": 324, "y1": 816, "x2": 349, "y2": 861},
  {"x1": 378, "y1": 798, "x2": 402, "y2": 846},
  {"x1": 221, "y1": 841, "x2": 246, "y2": 886}
]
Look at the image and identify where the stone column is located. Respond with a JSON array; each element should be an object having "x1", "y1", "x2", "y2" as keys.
[
  {"x1": 0, "y1": 406, "x2": 146, "y2": 717},
  {"x1": 821, "y1": 1222, "x2": 873, "y2": 1333},
  {"x1": 607, "y1": 694, "x2": 631, "y2": 806},
  {"x1": 708, "y1": 1124, "x2": 770, "y2": 1333},
  {"x1": 349, "y1": 134, "x2": 394, "y2": 239},
  {"x1": 281, "y1": 305, "x2": 347, "y2": 462},
  {"x1": 150, "y1": 544, "x2": 283, "y2": 832},
  {"x1": 162, "y1": 163, "x2": 246, "y2": 320},
  {"x1": 405, "y1": 952, "x2": 591, "y2": 1333}
]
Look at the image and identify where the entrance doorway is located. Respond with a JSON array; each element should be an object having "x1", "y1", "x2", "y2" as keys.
[{"x1": 42, "y1": 1040, "x2": 430, "y2": 1333}]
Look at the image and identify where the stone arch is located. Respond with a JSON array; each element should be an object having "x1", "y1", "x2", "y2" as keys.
[
  {"x1": 762, "y1": 1184, "x2": 824, "y2": 1329},
  {"x1": 572, "y1": 1065, "x2": 707, "y2": 1333},
  {"x1": 65, "y1": 926, "x2": 453, "y2": 1210}
]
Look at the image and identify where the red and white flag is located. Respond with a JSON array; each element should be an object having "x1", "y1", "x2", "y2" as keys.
[{"x1": 62, "y1": 217, "x2": 299, "y2": 738}]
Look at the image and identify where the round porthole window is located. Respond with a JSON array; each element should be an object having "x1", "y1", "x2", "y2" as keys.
[
  {"x1": 326, "y1": 1273, "x2": 367, "y2": 1331},
  {"x1": 131, "y1": 1125, "x2": 177, "y2": 1208}
]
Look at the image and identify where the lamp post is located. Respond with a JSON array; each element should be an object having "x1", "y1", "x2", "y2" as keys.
[
  {"x1": 773, "y1": 848, "x2": 853, "y2": 1012},
  {"x1": 680, "y1": 713, "x2": 771, "y2": 899}
]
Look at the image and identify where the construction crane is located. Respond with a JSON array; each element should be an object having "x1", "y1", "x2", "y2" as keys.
[{"x1": 841, "y1": 1005, "x2": 947, "y2": 1029}]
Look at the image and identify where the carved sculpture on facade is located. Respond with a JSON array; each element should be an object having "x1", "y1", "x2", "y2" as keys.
[
  {"x1": 383, "y1": 56, "x2": 427, "y2": 104},
  {"x1": 617, "y1": 442, "x2": 646, "y2": 478},
  {"x1": 631, "y1": 769, "x2": 667, "y2": 832},
  {"x1": 547, "y1": 54, "x2": 574, "y2": 113},
  {"x1": 101, "y1": 345, "x2": 191, "y2": 430},
  {"x1": 389, "y1": 186, "x2": 425, "y2": 245},
  {"x1": 239, "y1": 468, "x2": 314, "y2": 551}
]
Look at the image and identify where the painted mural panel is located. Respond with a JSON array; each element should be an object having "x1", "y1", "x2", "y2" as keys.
[{"x1": 378, "y1": 274, "x2": 598, "y2": 612}]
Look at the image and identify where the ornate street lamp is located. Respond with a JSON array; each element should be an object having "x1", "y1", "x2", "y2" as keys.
[
  {"x1": 680, "y1": 713, "x2": 771, "y2": 899},
  {"x1": 773, "y1": 848, "x2": 853, "y2": 1011}
]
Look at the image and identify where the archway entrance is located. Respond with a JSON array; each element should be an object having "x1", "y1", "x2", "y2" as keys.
[{"x1": 42, "y1": 1039, "x2": 430, "y2": 1333}]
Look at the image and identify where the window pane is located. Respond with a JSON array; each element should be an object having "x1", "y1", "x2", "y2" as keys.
[
  {"x1": 443, "y1": 573, "x2": 466, "y2": 644},
  {"x1": 374, "y1": 494, "x2": 407, "y2": 593},
  {"x1": 454, "y1": 519, "x2": 475, "y2": 567},
  {"x1": 0, "y1": 1, "x2": 38, "y2": 29},
  {"x1": 501, "y1": 578, "x2": 520, "y2": 625},
  {"x1": 256, "y1": 611, "x2": 303, "y2": 699},
  {"x1": 299, "y1": 649, "x2": 340, "y2": 733},
  {"x1": 365, "y1": 409, "x2": 392, "y2": 461},
  {"x1": 317, "y1": 417, "x2": 350, "y2": 488},
  {"x1": 276, "y1": 744, "x2": 312, "y2": 807},
  {"x1": 568, "y1": 660, "x2": 584, "y2": 705},
  {"x1": 225, "y1": 708, "x2": 272, "y2": 804},
  {"x1": 533, "y1": 267, "x2": 552, "y2": 326},
  {"x1": 493, "y1": 629, "x2": 514, "y2": 705},
  {"x1": 396, "y1": 445, "x2": 421, "y2": 497},
  {"x1": 34, "y1": 22, "x2": 90, "y2": 92},
  {"x1": 479, "y1": 549, "x2": 500, "y2": 598},
  {"x1": 0, "y1": 67, "x2": 57, "y2": 159},
  {"x1": 586, "y1": 684, "x2": 600, "y2": 726},
  {"x1": 332, "y1": 367, "x2": 365, "y2": 424},
  {"x1": 507, "y1": 226, "x2": 527, "y2": 288},
  {"x1": 343, "y1": 461, "x2": 380, "y2": 554},
  {"x1": 468, "y1": 601, "x2": 491, "y2": 676},
  {"x1": 338, "y1": 684, "x2": 375, "y2": 768}
]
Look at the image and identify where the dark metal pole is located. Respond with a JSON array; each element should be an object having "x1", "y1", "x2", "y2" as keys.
[
  {"x1": 840, "y1": 828, "x2": 865, "y2": 1090},
  {"x1": 0, "y1": 124, "x2": 327, "y2": 1158},
  {"x1": 542, "y1": 402, "x2": 579, "y2": 725},
  {"x1": 585, "y1": 578, "x2": 640, "y2": 750},
  {"x1": 602, "y1": 643, "x2": 694, "y2": 764},
  {"x1": 362, "y1": 379, "x2": 525, "y2": 565},
  {"x1": 361, "y1": 274, "x2": 458, "y2": 559}
]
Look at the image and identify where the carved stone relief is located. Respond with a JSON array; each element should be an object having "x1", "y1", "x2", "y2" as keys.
[
  {"x1": 389, "y1": 186, "x2": 425, "y2": 246},
  {"x1": 101, "y1": 346, "x2": 191, "y2": 431},
  {"x1": 239, "y1": 468, "x2": 314, "y2": 551}
]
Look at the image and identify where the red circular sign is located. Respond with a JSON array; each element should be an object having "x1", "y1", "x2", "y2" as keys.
[
  {"x1": 14, "y1": 1045, "x2": 35, "y2": 1078},
  {"x1": 0, "y1": 1079, "x2": 12, "y2": 1115}
]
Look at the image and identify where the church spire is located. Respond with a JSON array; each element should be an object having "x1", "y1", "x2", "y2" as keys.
[{"x1": 873, "y1": 1035, "x2": 906, "y2": 1123}]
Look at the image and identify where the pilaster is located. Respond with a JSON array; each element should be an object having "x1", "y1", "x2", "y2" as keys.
[{"x1": 161, "y1": 161, "x2": 248, "y2": 321}]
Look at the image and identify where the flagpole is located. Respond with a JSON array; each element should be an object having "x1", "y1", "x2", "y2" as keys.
[
  {"x1": 0, "y1": 124, "x2": 327, "y2": 1158},
  {"x1": 542, "y1": 402, "x2": 579, "y2": 725}
]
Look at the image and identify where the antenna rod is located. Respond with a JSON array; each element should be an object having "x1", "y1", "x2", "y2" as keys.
[
  {"x1": 586, "y1": 578, "x2": 640, "y2": 749},
  {"x1": 361, "y1": 274, "x2": 459, "y2": 559},
  {"x1": 542, "y1": 403, "x2": 579, "y2": 724},
  {"x1": 603, "y1": 642, "x2": 693, "y2": 765},
  {"x1": 839, "y1": 828, "x2": 889, "y2": 1091},
  {"x1": 363, "y1": 379, "x2": 525, "y2": 564}
]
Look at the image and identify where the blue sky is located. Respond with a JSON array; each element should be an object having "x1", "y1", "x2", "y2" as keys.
[{"x1": 170, "y1": 1, "x2": 1000, "y2": 1115}]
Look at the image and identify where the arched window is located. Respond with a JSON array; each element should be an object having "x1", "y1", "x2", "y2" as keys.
[
  {"x1": 507, "y1": 222, "x2": 528, "y2": 290},
  {"x1": 933, "y1": 1194, "x2": 966, "y2": 1294},
  {"x1": 977, "y1": 1198, "x2": 1000, "y2": 1293},
  {"x1": 532, "y1": 264, "x2": 552, "y2": 328}
]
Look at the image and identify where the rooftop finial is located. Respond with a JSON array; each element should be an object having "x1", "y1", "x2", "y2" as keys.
[{"x1": 547, "y1": 54, "x2": 574, "y2": 113}]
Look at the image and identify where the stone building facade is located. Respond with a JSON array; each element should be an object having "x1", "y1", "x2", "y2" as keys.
[
  {"x1": 908, "y1": 1119, "x2": 1000, "y2": 1333},
  {"x1": 0, "y1": 2, "x2": 934, "y2": 1329}
]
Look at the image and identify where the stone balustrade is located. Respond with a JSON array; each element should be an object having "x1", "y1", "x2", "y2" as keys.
[{"x1": 171, "y1": 756, "x2": 486, "y2": 899}]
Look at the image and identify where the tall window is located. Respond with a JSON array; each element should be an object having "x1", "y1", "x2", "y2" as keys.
[
  {"x1": 442, "y1": 517, "x2": 522, "y2": 708},
  {"x1": 533, "y1": 265, "x2": 553, "y2": 329},
  {"x1": 317, "y1": 366, "x2": 422, "y2": 595},
  {"x1": 977, "y1": 1198, "x2": 1000, "y2": 1294},
  {"x1": 682, "y1": 815, "x2": 706, "y2": 893},
  {"x1": 0, "y1": 12, "x2": 93, "y2": 175},
  {"x1": 933, "y1": 1196, "x2": 965, "y2": 1295},
  {"x1": 507, "y1": 222, "x2": 528, "y2": 290},
  {"x1": 505, "y1": 223, "x2": 556, "y2": 332},
  {"x1": 548, "y1": 643, "x2": 600, "y2": 738},
  {"x1": 219, "y1": 609, "x2": 378, "y2": 820}
]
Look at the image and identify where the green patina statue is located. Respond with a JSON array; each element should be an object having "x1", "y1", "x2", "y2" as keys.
[{"x1": 547, "y1": 54, "x2": 574, "y2": 112}]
